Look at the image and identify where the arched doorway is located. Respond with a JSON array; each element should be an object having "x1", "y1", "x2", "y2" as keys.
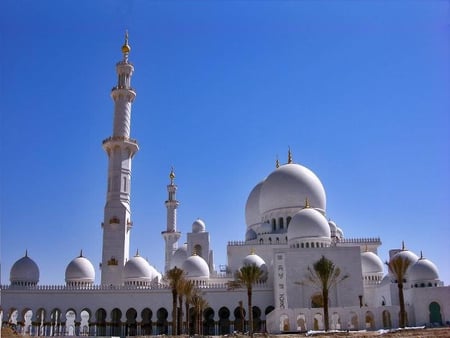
[
  {"x1": 252, "y1": 306, "x2": 262, "y2": 333},
  {"x1": 218, "y1": 307, "x2": 230, "y2": 335},
  {"x1": 156, "y1": 308, "x2": 168, "y2": 335},
  {"x1": 95, "y1": 308, "x2": 106, "y2": 336},
  {"x1": 429, "y1": 302, "x2": 442, "y2": 326},
  {"x1": 80, "y1": 309, "x2": 90, "y2": 336},
  {"x1": 141, "y1": 308, "x2": 152, "y2": 335},
  {"x1": 110, "y1": 308, "x2": 122, "y2": 336},
  {"x1": 65, "y1": 310, "x2": 76, "y2": 336},
  {"x1": 203, "y1": 307, "x2": 215, "y2": 335},
  {"x1": 365, "y1": 311, "x2": 375, "y2": 330},
  {"x1": 125, "y1": 308, "x2": 137, "y2": 336}
]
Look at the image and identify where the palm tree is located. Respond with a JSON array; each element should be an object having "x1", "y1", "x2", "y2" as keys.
[
  {"x1": 178, "y1": 278, "x2": 194, "y2": 334},
  {"x1": 228, "y1": 264, "x2": 265, "y2": 337},
  {"x1": 386, "y1": 254, "x2": 411, "y2": 328},
  {"x1": 304, "y1": 255, "x2": 348, "y2": 331},
  {"x1": 191, "y1": 291, "x2": 208, "y2": 335},
  {"x1": 165, "y1": 267, "x2": 184, "y2": 335}
]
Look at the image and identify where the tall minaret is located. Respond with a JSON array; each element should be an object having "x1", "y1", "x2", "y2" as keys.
[
  {"x1": 161, "y1": 168, "x2": 181, "y2": 273},
  {"x1": 101, "y1": 32, "x2": 139, "y2": 286}
]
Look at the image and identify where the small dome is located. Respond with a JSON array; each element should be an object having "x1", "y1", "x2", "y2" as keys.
[
  {"x1": 182, "y1": 254, "x2": 210, "y2": 279},
  {"x1": 390, "y1": 249, "x2": 419, "y2": 267},
  {"x1": 65, "y1": 252, "x2": 95, "y2": 285},
  {"x1": 243, "y1": 252, "x2": 266, "y2": 268},
  {"x1": 259, "y1": 163, "x2": 326, "y2": 216},
  {"x1": 124, "y1": 254, "x2": 160, "y2": 284},
  {"x1": 408, "y1": 256, "x2": 439, "y2": 282},
  {"x1": 336, "y1": 227, "x2": 344, "y2": 238},
  {"x1": 256, "y1": 222, "x2": 272, "y2": 235},
  {"x1": 192, "y1": 219, "x2": 206, "y2": 233},
  {"x1": 287, "y1": 208, "x2": 331, "y2": 241},
  {"x1": 361, "y1": 251, "x2": 384, "y2": 275},
  {"x1": 328, "y1": 220, "x2": 337, "y2": 233},
  {"x1": 245, "y1": 229, "x2": 257, "y2": 241},
  {"x1": 245, "y1": 181, "x2": 264, "y2": 229},
  {"x1": 10, "y1": 252, "x2": 39, "y2": 286},
  {"x1": 171, "y1": 244, "x2": 188, "y2": 269}
]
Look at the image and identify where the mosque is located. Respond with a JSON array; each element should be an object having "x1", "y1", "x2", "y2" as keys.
[{"x1": 1, "y1": 34, "x2": 449, "y2": 336}]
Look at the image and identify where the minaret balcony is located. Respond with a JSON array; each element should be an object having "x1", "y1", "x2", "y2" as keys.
[{"x1": 102, "y1": 136, "x2": 139, "y2": 154}]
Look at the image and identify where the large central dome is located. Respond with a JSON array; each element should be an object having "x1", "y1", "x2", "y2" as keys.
[{"x1": 245, "y1": 162, "x2": 326, "y2": 229}]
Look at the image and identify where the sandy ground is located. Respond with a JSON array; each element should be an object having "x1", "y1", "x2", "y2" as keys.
[{"x1": 2, "y1": 327, "x2": 450, "y2": 338}]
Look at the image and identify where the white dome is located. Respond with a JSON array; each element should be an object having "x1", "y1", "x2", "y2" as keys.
[
  {"x1": 10, "y1": 252, "x2": 39, "y2": 285},
  {"x1": 65, "y1": 253, "x2": 95, "y2": 284},
  {"x1": 408, "y1": 257, "x2": 439, "y2": 282},
  {"x1": 390, "y1": 249, "x2": 419, "y2": 267},
  {"x1": 287, "y1": 208, "x2": 331, "y2": 241},
  {"x1": 242, "y1": 252, "x2": 266, "y2": 268},
  {"x1": 245, "y1": 181, "x2": 264, "y2": 228},
  {"x1": 182, "y1": 254, "x2": 210, "y2": 279},
  {"x1": 361, "y1": 251, "x2": 384, "y2": 275},
  {"x1": 171, "y1": 244, "x2": 188, "y2": 269},
  {"x1": 328, "y1": 220, "x2": 337, "y2": 233},
  {"x1": 259, "y1": 163, "x2": 326, "y2": 216},
  {"x1": 192, "y1": 219, "x2": 206, "y2": 233},
  {"x1": 124, "y1": 254, "x2": 160, "y2": 283}
]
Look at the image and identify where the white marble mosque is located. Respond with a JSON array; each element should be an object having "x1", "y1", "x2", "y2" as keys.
[{"x1": 1, "y1": 34, "x2": 449, "y2": 336}]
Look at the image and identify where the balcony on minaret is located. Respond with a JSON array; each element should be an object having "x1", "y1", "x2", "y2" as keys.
[{"x1": 107, "y1": 257, "x2": 119, "y2": 266}]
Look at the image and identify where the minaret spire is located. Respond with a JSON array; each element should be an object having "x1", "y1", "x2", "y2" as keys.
[
  {"x1": 101, "y1": 33, "x2": 139, "y2": 286},
  {"x1": 162, "y1": 167, "x2": 181, "y2": 273}
]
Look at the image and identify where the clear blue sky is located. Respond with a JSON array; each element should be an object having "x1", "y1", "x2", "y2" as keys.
[{"x1": 1, "y1": 0, "x2": 449, "y2": 286}]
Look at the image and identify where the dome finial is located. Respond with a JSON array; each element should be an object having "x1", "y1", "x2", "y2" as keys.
[
  {"x1": 287, "y1": 147, "x2": 293, "y2": 164},
  {"x1": 25, "y1": 249, "x2": 28, "y2": 257},
  {"x1": 121, "y1": 30, "x2": 131, "y2": 61},
  {"x1": 275, "y1": 155, "x2": 280, "y2": 168},
  {"x1": 169, "y1": 166, "x2": 176, "y2": 184},
  {"x1": 420, "y1": 250, "x2": 423, "y2": 259},
  {"x1": 79, "y1": 249, "x2": 83, "y2": 257},
  {"x1": 304, "y1": 197, "x2": 310, "y2": 208},
  {"x1": 364, "y1": 245, "x2": 368, "y2": 252},
  {"x1": 135, "y1": 249, "x2": 140, "y2": 256},
  {"x1": 401, "y1": 240, "x2": 406, "y2": 250},
  {"x1": 250, "y1": 248, "x2": 255, "y2": 255}
]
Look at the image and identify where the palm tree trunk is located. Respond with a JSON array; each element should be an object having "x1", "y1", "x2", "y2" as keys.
[
  {"x1": 172, "y1": 289, "x2": 177, "y2": 335},
  {"x1": 398, "y1": 283, "x2": 406, "y2": 328},
  {"x1": 178, "y1": 294, "x2": 183, "y2": 334},
  {"x1": 323, "y1": 289, "x2": 329, "y2": 331},
  {"x1": 185, "y1": 301, "x2": 190, "y2": 335},
  {"x1": 248, "y1": 286, "x2": 253, "y2": 337}
]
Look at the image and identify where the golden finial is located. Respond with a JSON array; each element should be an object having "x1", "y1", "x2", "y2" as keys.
[
  {"x1": 250, "y1": 248, "x2": 255, "y2": 255},
  {"x1": 276, "y1": 156, "x2": 280, "y2": 168},
  {"x1": 401, "y1": 241, "x2": 405, "y2": 250},
  {"x1": 287, "y1": 147, "x2": 293, "y2": 164},
  {"x1": 169, "y1": 166, "x2": 176, "y2": 183},
  {"x1": 121, "y1": 30, "x2": 131, "y2": 57},
  {"x1": 304, "y1": 197, "x2": 310, "y2": 208},
  {"x1": 364, "y1": 245, "x2": 368, "y2": 252}
]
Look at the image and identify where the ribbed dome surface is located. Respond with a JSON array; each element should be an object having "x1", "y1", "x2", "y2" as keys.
[
  {"x1": 65, "y1": 254, "x2": 95, "y2": 284},
  {"x1": 361, "y1": 251, "x2": 384, "y2": 274},
  {"x1": 10, "y1": 253, "x2": 39, "y2": 285},
  {"x1": 182, "y1": 254, "x2": 210, "y2": 279}
]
